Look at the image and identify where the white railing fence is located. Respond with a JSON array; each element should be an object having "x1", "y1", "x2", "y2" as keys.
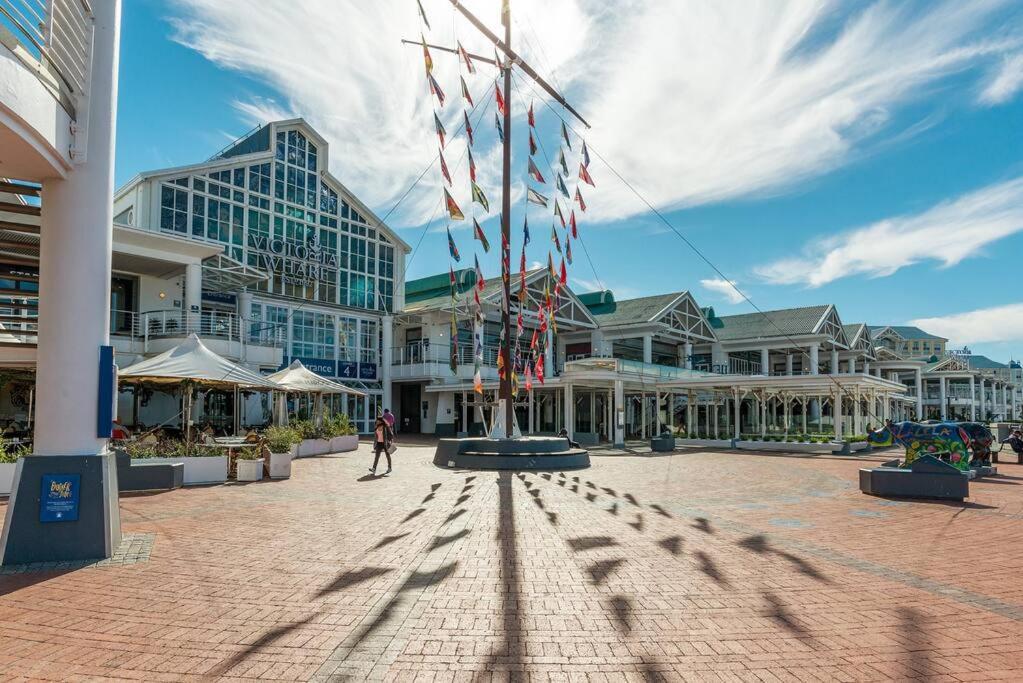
[{"x1": 0, "y1": 0, "x2": 94, "y2": 117}]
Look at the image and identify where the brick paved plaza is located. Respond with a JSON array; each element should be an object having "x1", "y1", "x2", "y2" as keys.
[{"x1": 1, "y1": 442, "x2": 1022, "y2": 681}]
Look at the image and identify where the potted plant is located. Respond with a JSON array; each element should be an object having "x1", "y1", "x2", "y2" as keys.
[
  {"x1": 236, "y1": 446, "x2": 264, "y2": 482},
  {"x1": 0, "y1": 443, "x2": 27, "y2": 496},
  {"x1": 265, "y1": 426, "x2": 298, "y2": 479},
  {"x1": 324, "y1": 414, "x2": 359, "y2": 452},
  {"x1": 294, "y1": 419, "x2": 330, "y2": 457},
  {"x1": 126, "y1": 439, "x2": 228, "y2": 485}
]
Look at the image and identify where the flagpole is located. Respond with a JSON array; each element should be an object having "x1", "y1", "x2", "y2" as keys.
[{"x1": 500, "y1": 0, "x2": 515, "y2": 438}]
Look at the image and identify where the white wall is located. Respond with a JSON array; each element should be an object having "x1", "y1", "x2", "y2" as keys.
[
  {"x1": 420, "y1": 391, "x2": 439, "y2": 433},
  {"x1": 435, "y1": 392, "x2": 455, "y2": 431}
]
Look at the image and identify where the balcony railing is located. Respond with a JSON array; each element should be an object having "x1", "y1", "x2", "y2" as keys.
[
  {"x1": 0, "y1": 0, "x2": 94, "y2": 118},
  {"x1": 109, "y1": 310, "x2": 286, "y2": 350},
  {"x1": 391, "y1": 341, "x2": 501, "y2": 368}
]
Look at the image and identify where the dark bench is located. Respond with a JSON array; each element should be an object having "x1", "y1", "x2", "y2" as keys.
[{"x1": 650, "y1": 436, "x2": 675, "y2": 452}]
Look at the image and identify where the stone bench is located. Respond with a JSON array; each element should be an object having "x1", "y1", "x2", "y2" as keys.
[
  {"x1": 859, "y1": 455, "x2": 968, "y2": 501},
  {"x1": 114, "y1": 451, "x2": 184, "y2": 492},
  {"x1": 650, "y1": 436, "x2": 675, "y2": 452}
]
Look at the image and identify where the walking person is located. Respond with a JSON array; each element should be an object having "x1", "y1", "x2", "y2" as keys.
[
  {"x1": 371, "y1": 415, "x2": 393, "y2": 475},
  {"x1": 382, "y1": 408, "x2": 395, "y2": 430}
]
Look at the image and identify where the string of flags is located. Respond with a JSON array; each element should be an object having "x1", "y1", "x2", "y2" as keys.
[{"x1": 415, "y1": 0, "x2": 598, "y2": 401}]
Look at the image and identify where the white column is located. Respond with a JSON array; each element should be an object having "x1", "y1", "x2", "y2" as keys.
[
  {"x1": 830, "y1": 348, "x2": 839, "y2": 375},
  {"x1": 939, "y1": 376, "x2": 947, "y2": 420},
  {"x1": 185, "y1": 262, "x2": 202, "y2": 328},
  {"x1": 862, "y1": 360, "x2": 870, "y2": 375},
  {"x1": 853, "y1": 389, "x2": 862, "y2": 435},
  {"x1": 613, "y1": 380, "x2": 625, "y2": 447},
  {"x1": 564, "y1": 382, "x2": 574, "y2": 439},
  {"x1": 759, "y1": 395, "x2": 766, "y2": 439},
  {"x1": 640, "y1": 391, "x2": 647, "y2": 439},
  {"x1": 711, "y1": 403, "x2": 718, "y2": 439},
  {"x1": 969, "y1": 378, "x2": 976, "y2": 421},
  {"x1": 760, "y1": 348, "x2": 770, "y2": 375},
  {"x1": 381, "y1": 315, "x2": 393, "y2": 418},
  {"x1": 1013, "y1": 388, "x2": 1018, "y2": 422},
  {"x1": 642, "y1": 335, "x2": 653, "y2": 364},
  {"x1": 785, "y1": 354, "x2": 793, "y2": 376},
  {"x1": 978, "y1": 378, "x2": 986, "y2": 421},
  {"x1": 655, "y1": 392, "x2": 662, "y2": 435},
  {"x1": 545, "y1": 326, "x2": 554, "y2": 378},
  {"x1": 809, "y1": 343, "x2": 820, "y2": 375},
  {"x1": 683, "y1": 342, "x2": 693, "y2": 370},
  {"x1": 1002, "y1": 383, "x2": 1008, "y2": 419},
  {"x1": 914, "y1": 369, "x2": 923, "y2": 420},
  {"x1": 733, "y1": 391, "x2": 741, "y2": 439},
  {"x1": 527, "y1": 389, "x2": 534, "y2": 434},
  {"x1": 834, "y1": 391, "x2": 843, "y2": 438},
  {"x1": 687, "y1": 391, "x2": 695, "y2": 435},
  {"x1": 848, "y1": 357, "x2": 856, "y2": 375},
  {"x1": 33, "y1": 2, "x2": 121, "y2": 456}
]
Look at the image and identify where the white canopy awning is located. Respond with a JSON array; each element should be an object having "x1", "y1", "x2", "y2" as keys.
[
  {"x1": 266, "y1": 359, "x2": 366, "y2": 397},
  {"x1": 118, "y1": 333, "x2": 280, "y2": 390}
]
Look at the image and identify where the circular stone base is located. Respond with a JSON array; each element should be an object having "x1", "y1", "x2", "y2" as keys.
[{"x1": 433, "y1": 436, "x2": 590, "y2": 470}]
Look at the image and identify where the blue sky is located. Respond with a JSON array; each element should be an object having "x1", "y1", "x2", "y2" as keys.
[{"x1": 115, "y1": 1, "x2": 1023, "y2": 361}]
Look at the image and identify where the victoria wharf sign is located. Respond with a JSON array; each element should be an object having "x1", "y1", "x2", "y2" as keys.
[{"x1": 247, "y1": 234, "x2": 338, "y2": 285}]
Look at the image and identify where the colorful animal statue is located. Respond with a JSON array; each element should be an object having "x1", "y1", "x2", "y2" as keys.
[
  {"x1": 867, "y1": 420, "x2": 972, "y2": 471},
  {"x1": 956, "y1": 422, "x2": 995, "y2": 467}
]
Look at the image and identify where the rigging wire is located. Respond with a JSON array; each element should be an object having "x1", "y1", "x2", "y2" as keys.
[{"x1": 514, "y1": 75, "x2": 890, "y2": 428}]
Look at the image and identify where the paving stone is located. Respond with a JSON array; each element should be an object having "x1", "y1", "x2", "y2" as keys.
[{"x1": 0, "y1": 440, "x2": 1021, "y2": 679}]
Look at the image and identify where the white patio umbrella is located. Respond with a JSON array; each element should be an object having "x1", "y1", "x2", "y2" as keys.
[
  {"x1": 119, "y1": 333, "x2": 280, "y2": 438},
  {"x1": 266, "y1": 359, "x2": 365, "y2": 428}
]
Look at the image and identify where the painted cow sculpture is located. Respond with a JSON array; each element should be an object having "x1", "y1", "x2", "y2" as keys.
[
  {"x1": 957, "y1": 422, "x2": 995, "y2": 466},
  {"x1": 866, "y1": 420, "x2": 971, "y2": 471}
]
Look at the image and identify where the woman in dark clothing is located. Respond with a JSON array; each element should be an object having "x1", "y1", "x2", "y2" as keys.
[{"x1": 371, "y1": 416, "x2": 393, "y2": 475}]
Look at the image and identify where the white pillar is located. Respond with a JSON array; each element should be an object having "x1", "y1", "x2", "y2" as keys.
[
  {"x1": 33, "y1": 4, "x2": 121, "y2": 456},
  {"x1": 527, "y1": 389, "x2": 534, "y2": 434},
  {"x1": 711, "y1": 403, "x2": 718, "y2": 439},
  {"x1": 185, "y1": 262, "x2": 202, "y2": 327},
  {"x1": 939, "y1": 376, "x2": 947, "y2": 420},
  {"x1": 978, "y1": 378, "x2": 986, "y2": 421},
  {"x1": 862, "y1": 360, "x2": 870, "y2": 375},
  {"x1": 655, "y1": 392, "x2": 662, "y2": 435},
  {"x1": 564, "y1": 382, "x2": 574, "y2": 439},
  {"x1": 683, "y1": 342, "x2": 693, "y2": 370},
  {"x1": 1002, "y1": 383, "x2": 1008, "y2": 419},
  {"x1": 970, "y1": 378, "x2": 976, "y2": 421},
  {"x1": 381, "y1": 315, "x2": 393, "y2": 417},
  {"x1": 853, "y1": 389, "x2": 862, "y2": 435},
  {"x1": 830, "y1": 348, "x2": 839, "y2": 375},
  {"x1": 809, "y1": 343, "x2": 820, "y2": 375},
  {"x1": 760, "y1": 348, "x2": 770, "y2": 375},
  {"x1": 642, "y1": 335, "x2": 653, "y2": 365},
  {"x1": 848, "y1": 357, "x2": 856, "y2": 375},
  {"x1": 785, "y1": 354, "x2": 793, "y2": 376},
  {"x1": 544, "y1": 327, "x2": 554, "y2": 378},
  {"x1": 834, "y1": 391, "x2": 843, "y2": 438},
  {"x1": 733, "y1": 391, "x2": 741, "y2": 439},
  {"x1": 613, "y1": 380, "x2": 624, "y2": 447},
  {"x1": 915, "y1": 369, "x2": 923, "y2": 420},
  {"x1": 640, "y1": 391, "x2": 647, "y2": 439}
]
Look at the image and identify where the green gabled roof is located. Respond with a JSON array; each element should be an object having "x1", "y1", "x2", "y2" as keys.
[
  {"x1": 405, "y1": 269, "x2": 476, "y2": 305},
  {"x1": 587, "y1": 292, "x2": 686, "y2": 327},
  {"x1": 713, "y1": 305, "x2": 830, "y2": 341},
  {"x1": 577, "y1": 290, "x2": 615, "y2": 314},
  {"x1": 843, "y1": 323, "x2": 869, "y2": 345},
  {"x1": 868, "y1": 325, "x2": 946, "y2": 341},
  {"x1": 967, "y1": 355, "x2": 1008, "y2": 370}
]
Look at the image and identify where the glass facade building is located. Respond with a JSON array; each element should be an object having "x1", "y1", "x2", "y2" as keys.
[{"x1": 118, "y1": 120, "x2": 408, "y2": 432}]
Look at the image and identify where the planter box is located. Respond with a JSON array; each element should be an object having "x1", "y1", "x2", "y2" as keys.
[
  {"x1": 329, "y1": 435, "x2": 359, "y2": 453},
  {"x1": 736, "y1": 440, "x2": 835, "y2": 453},
  {"x1": 676, "y1": 438, "x2": 734, "y2": 448},
  {"x1": 237, "y1": 458, "x2": 264, "y2": 482},
  {"x1": 0, "y1": 462, "x2": 16, "y2": 496},
  {"x1": 130, "y1": 455, "x2": 228, "y2": 485},
  {"x1": 268, "y1": 452, "x2": 292, "y2": 479},
  {"x1": 299, "y1": 438, "x2": 330, "y2": 457}
]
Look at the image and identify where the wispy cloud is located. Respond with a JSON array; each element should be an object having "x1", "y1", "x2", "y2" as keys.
[
  {"x1": 169, "y1": 0, "x2": 1021, "y2": 227},
  {"x1": 980, "y1": 53, "x2": 1023, "y2": 104},
  {"x1": 700, "y1": 278, "x2": 745, "y2": 304},
  {"x1": 756, "y1": 176, "x2": 1023, "y2": 287},
  {"x1": 911, "y1": 303, "x2": 1023, "y2": 345}
]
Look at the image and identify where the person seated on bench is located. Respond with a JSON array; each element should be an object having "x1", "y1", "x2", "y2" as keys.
[
  {"x1": 558, "y1": 428, "x2": 580, "y2": 449},
  {"x1": 1000, "y1": 429, "x2": 1023, "y2": 462}
]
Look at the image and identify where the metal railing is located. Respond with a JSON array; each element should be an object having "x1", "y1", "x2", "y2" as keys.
[
  {"x1": 0, "y1": 0, "x2": 94, "y2": 117},
  {"x1": 108, "y1": 310, "x2": 287, "y2": 350},
  {"x1": 390, "y1": 341, "x2": 501, "y2": 368}
]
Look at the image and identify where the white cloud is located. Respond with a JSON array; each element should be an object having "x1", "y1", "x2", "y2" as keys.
[
  {"x1": 911, "y1": 303, "x2": 1023, "y2": 346},
  {"x1": 700, "y1": 277, "x2": 745, "y2": 304},
  {"x1": 169, "y1": 0, "x2": 1020, "y2": 227},
  {"x1": 980, "y1": 53, "x2": 1023, "y2": 104},
  {"x1": 755, "y1": 176, "x2": 1023, "y2": 287}
]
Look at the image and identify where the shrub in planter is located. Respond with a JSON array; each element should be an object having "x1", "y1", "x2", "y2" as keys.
[
  {"x1": 264, "y1": 426, "x2": 299, "y2": 479},
  {"x1": 235, "y1": 446, "x2": 264, "y2": 482}
]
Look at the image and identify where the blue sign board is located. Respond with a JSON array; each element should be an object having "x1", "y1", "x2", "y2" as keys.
[
  {"x1": 338, "y1": 361, "x2": 358, "y2": 379},
  {"x1": 282, "y1": 356, "x2": 337, "y2": 377},
  {"x1": 39, "y1": 474, "x2": 80, "y2": 523},
  {"x1": 358, "y1": 363, "x2": 378, "y2": 380}
]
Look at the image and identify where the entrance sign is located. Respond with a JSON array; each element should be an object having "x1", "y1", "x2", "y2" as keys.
[{"x1": 39, "y1": 474, "x2": 81, "y2": 523}]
